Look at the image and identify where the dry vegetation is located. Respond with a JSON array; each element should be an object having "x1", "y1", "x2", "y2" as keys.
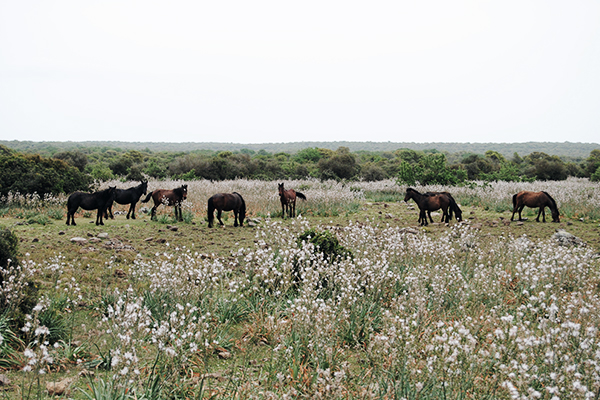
[{"x1": 1, "y1": 178, "x2": 600, "y2": 399}]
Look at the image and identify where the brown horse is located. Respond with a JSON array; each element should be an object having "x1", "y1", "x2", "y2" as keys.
[
  {"x1": 404, "y1": 188, "x2": 459, "y2": 226},
  {"x1": 423, "y1": 191, "x2": 463, "y2": 224},
  {"x1": 207, "y1": 192, "x2": 246, "y2": 227},
  {"x1": 278, "y1": 183, "x2": 306, "y2": 218},
  {"x1": 141, "y1": 184, "x2": 188, "y2": 221},
  {"x1": 511, "y1": 191, "x2": 560, "y2": 223}
]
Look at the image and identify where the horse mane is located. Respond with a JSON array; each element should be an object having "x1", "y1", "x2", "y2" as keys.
[
  {"x1": 542, "y1": 191, "x2": 557, "y2": 209},
  {"x1": 233, "y1": 192, "x2": 246, "y2": 210}
]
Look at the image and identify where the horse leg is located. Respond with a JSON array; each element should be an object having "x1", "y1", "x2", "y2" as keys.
[
  {"x1": 217, "y1": 209, "x2": 224, "y2": 225},
  {"x1": 129, "y1": 203, "x2": 136, "y2": 219},
  {"x1": 177, "y1": 205, "x2": 183, "y2": 221},
  {"x1": 291, "y1": 200, "x2": 296, "y2": 218},
  {"x1": 539, "y1": 207, "x2": 546, "y2": 223},
  {"x1": 518, "y1": 206, "x2": 525, "y2": 221},
  {"x1": 151, "y1": 205, "x2": 158, "y2": 221}
]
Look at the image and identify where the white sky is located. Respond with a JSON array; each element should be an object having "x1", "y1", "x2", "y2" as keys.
[{"x1": 1, "y1": 1, "x2": 599, "y2": 144}]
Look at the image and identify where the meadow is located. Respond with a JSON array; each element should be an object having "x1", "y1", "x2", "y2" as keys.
[{"x1": 1, "y1": 178, "x2": 600, "y2": 399}]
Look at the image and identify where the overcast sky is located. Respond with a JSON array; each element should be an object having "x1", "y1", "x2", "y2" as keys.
[{"x1": 1, "y1": 1, "x2": 599, "y2": 144}]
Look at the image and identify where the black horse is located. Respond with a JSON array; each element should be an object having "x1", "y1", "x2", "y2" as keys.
[
  {"x1": 66, "y1": 186, "x2": 116, "y2": 226},
  {"x1": 207, "y1": 192, "x2": 246, "y2": 228},
  {"x1": 105, "y1": 180, "x2": 148, "y2": 220}
]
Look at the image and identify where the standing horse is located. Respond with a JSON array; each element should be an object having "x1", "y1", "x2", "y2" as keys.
[
  {"x1": 142, "y1": 184, "x2": 188, "y2": 221},
  {"x1": 105, "y1": 180, "x2": 148, "y2": 220},
  {"x1": 404, "y1": 188, "x2": 454, "y2": 226},
  {"x1": 422, "y1": 191, "x2": 463, "y2": 224},
  {"x1": 66, "y1": 186, "x2": 116, "y2": 226},
  {"x1": 278, "y1": 183, "x2": 307, "y2": 219},
  {"x1": 207, "y1": 192, "x2": 246, "y2": 227},
  {"x1": 511, "y1": 191, "x2": 560, "y2": 223}
]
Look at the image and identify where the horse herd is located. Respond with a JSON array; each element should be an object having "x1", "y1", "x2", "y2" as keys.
[
  {"x1": 64, "y1": 182, "x2": 307, "y2": 227},
  {"x1": 403, "y1": 187, "x2": 559, "y2": 226},
  {"x1": 64, "y1": 181, "x2": 560, "y2": 227}
]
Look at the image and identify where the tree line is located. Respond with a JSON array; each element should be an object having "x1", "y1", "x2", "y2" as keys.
[{"x1": 1, "y1": 144, "x2": 599, "y2": 197}]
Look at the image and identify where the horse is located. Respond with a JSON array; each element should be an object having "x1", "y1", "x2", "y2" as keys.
[
  {"x1": 404, "y1": 188, "x2": 457, "y2": 226},
  {"x1": 422, "y1": 191, "x2": 463, "y2": 224},
  {"x1": 278, "y1": 183, "x2": 307, "y2": 219},
  {"x1": 142, "y1": 184, "x2": 188, "y2": 221},
  {"x1": 105, "y1": 180, "x2": 148, "y2": 220},
  {"x1": 511, "y1": 191, "x2": 560, "y2": 223},
  {"x1": 66, "y1": 186, "x2": 116, "y2": 226},
  {"x1": 207, "y1": 192, "x2": 246, "y2": 228}
]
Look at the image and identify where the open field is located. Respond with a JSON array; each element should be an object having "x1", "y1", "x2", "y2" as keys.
[{"x1": 1, "y1": 178, "x2": 600, "y2": 399}]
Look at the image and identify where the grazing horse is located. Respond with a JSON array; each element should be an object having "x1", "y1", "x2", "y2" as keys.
[
  {"x1": 404, "y1": 188, "x2": 458, "y2": 226},
  {"x1": 278, "y1": 183, "x2": 307, "y2": 219},
  {"x1": 66, "y1": 186, "x2": 116, "y2": 226},
  {"x1": 105, "y1": 180, "x2": 148, "y2": 220},
  {"x1": 422, "y1": 191, "x2": 463, "y2": 224},
  {"x1": 207, "y1": 192, "x2": 246, "y2": 228},
  {"x1": 511, "y1": 191, "x2": 560, "y2": 223},
  {"x1": 142, "y1": 184, "x2": 188, "y2": 221}
]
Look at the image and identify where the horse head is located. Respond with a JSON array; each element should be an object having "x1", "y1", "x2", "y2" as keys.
[
  {"x1": 551, "y1": 209, "x2": 560, "y2": 223},
  {"x1": 404, "y1": 188, "x2": 416, "y2": 202},
  {"x1": 141, "y1": 180, "x2": 148, "y2": 195},
  {"x1": 278, "y1": 183, "x2": 285, "y2": 195},
  {"x1": 181, "y1": 184, "x2": 188, "y2": 200}
]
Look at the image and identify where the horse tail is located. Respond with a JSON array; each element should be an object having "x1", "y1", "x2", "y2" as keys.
[
  {"x1": 141, "y1": 192, "x2": 153, "y2": 203},
  {"x1": 512, "y1": 193, "x2": 518, "y2": 210},
  {"x1": 207, "y1": 196, "x2": 215, "y2": 227},
  {"x1": 296, "y1": 192, "x2": 307, "y2": 201}
]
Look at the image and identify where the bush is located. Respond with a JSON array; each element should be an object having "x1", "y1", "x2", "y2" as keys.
[
  {"x1": 0, "y1": 229, "x2": 19, "y2": 270},
  {"x1": 297, "y1": 228, "x2": 352, "y2": 262}
]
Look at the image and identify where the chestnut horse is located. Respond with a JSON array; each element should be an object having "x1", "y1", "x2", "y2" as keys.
[
  {"x1": 404, "y1": 188, "x2": 461, "y2": 226},
  {"x1": 511, "y1": 191, "x2": 559, "y2": 223},
  {"x1": 422, "y1": 191, "x2": 463, "y2": 224},
  {"x1": 278, "y1": 183, "x2": 306, "y2": 219},
  {"x1": 105, "y1": 180, "x2": 148, "y2": 220},
  {"x1": 66, "y1": 186, "x2": 116, "y2": 226},
  {"x1": 207, "y1": 192, "x2": 246, "y2": 227},
  {"x1": 142, "y1": 184, "x2": 188, "y2": 221}
]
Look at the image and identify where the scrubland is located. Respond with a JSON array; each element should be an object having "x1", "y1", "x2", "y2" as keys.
[{"x1": 1, "y1": 178, "x2": 599, "y2": 399}]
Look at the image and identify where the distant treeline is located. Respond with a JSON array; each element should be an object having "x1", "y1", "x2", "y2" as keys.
[
  {"x1": 2, "y1": 140, "x2": 599, "y2": 159},
  {"x1": 1, "y1": 142, "x2": 600, "y2": 197}
]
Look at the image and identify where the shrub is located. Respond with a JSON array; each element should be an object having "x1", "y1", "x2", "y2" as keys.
[{"x1": 297, "y1": 228, "x2": 352, "y2": 262}]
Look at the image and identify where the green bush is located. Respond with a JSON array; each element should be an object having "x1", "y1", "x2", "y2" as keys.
[
  {"x1": 297, "y1": 228, "x2": 352, "y2": 262},
  {"x1": 0, "y1": 229, "x2": 19, "y2": 269}
]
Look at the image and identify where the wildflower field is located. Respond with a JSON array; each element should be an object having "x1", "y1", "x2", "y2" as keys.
[{"x1": 1, "y1": 178, "x2": 600, "y2": 399}]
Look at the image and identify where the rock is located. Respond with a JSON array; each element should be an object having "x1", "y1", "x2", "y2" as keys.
[
  {"x1": 58, "y1": 231, "x2": 66, "y2": 235},
  {"x1": 46, "y1": 377, "x2": 75, "y2": 396},
  {"x1": 144, "y1": 237, "x2": 154, "y2": 242},
  {"x1": 32, "y1": 238, "x2": 39, "y2": 242},
  {"x1": 0, "y1": 374, "x2": 10, "y2": 386},
  {"x1": 97, "y1": 232, "x2": 109, "y2": 239},
  {"x1": 169, "y1": 226, "x2": 178, "y2": 232},
  {"x1": 516, "y1": 221, "x2": 524, "y2": 226},
  {"x1": 88, "y1": 238, "x2": 101, "y2": 243},
  {"x1": 399, "y1": 227, "x2": 418, "y2": 235},
  {"x1": 553, "y1": 229, "x2": 585, "y2": 247},
  {"x1": 385, "y1": 213, "x2": 394, "y2": 219},
  {"x1": 70, "y1": 237, "x2": 88, "y2": 244},
  {"x1": 79, "y1": 369, "x2": 95, "y2": 377},
  {"x1": 114, "y1": 269, "x2": 127, "y2": 278},
  {"x1": 87, "y1": 232, "x2": 94, "y2": 237}
]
